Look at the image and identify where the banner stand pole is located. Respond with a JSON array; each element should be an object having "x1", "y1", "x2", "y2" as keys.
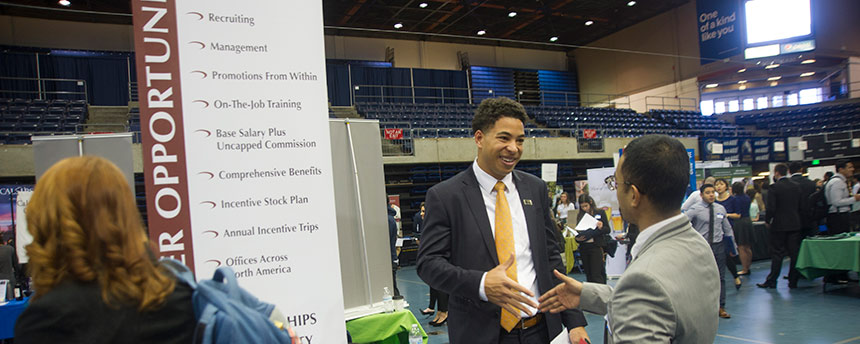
[{"x1": 345, "y1": 119, "x2": 375, "y2": 305}]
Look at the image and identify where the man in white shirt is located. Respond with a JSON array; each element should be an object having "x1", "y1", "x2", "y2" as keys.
[
  {"x1": 539, "y1": 135, "x2": 719, "y2": 343},
  {"x1": 825, "y1": 159, "x2": 860, "y2": 235},
  {"x1": 417, "y1": 97, "x2": 588, "y2": 343}
]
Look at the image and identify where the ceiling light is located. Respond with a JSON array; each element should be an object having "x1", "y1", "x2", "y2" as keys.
[
  {"x1": 58, "y1": 0, "x2": 70, "y2": 5},
  {"x1": 508, "y1": 11, "x2": 517, "y2": 18},
  {"x1": 550, "y1": 36, "x2": 559, "y2": 42},
  {"x1": 767, "y1": 76, "x2": 781, "y2": 81},
  {"x1": 737, "y1": 68, "x2": 746, "y2": 73},
  {"x1": 585, "y1": 20, "x2": 594, "y2": 26},
  {"x1": 738, "y1": 80, "x2": 747, "y2": 84},
  {"x1": 419, "y1": 2, "x2": 428, "y2": 8},
  {"x1": 477, "y1": 30, "x2": 486, "y2": 35},
  {"x1": 764, "y1": 63, "x2": 780, "y2": 69},
  {"x1": 800, "y1": 71, "x2": 815, "y2": 77},
  {"x1": 770, "y1": 81, "x2": 778, "y2": 87},
  {"x1": 801, "y1": 59, "x2": 816, "y2": 64},
  {"x1": 705, "y1": 83, "x2": 719, "y2": 88},
  {"x1": 394, "y1": 22, "x2": 403, "y2": 29},
  {"x1": 627, "y1": 1, "x2": 637, "y2": 6},
  {"x1": 739, "y1": 85, "x2": 747, "y2": 90}
]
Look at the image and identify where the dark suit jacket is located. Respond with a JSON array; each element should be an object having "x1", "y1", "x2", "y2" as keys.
[
  {"x1": 766, "y1": 177, "x2": 803, "y2": 232},
  {"x1": 417, "y1": 166, "x2": 587, "y2": 343},
  {"x1": 0, "y1": 245, "x2": 19, "y2": 300},
  {"x1": 790, "y1": 174, "x2": 817, "y2": 230}
]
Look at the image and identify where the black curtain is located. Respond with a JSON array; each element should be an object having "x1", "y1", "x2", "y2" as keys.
[
  {"x1": 39, "y1": 55, "x2": 130, "y2": 105},
  {"x1": 412, "y1": 69, "x2": 468, "y2": 103},
  {"x1": 350, "y1": 66, "x2": 412, "y2": 103},
  {"x1": 0, "y1": 52, "x2": 39, "y2": 100},
  {"x1": 326, "y1": 64, "x2": 351, "y2": 106}
]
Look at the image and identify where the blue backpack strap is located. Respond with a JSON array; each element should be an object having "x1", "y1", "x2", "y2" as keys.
[
  {"x1": 160, "y1": 258, "x2": 198, "y2": 289},
  {"x1": 212, "y1": 267, "x2": 241, "y2": 300}
]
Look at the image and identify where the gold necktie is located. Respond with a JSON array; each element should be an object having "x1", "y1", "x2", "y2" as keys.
[{"x1": 494, "y1": 181, "x2": 519, "y2": 331}]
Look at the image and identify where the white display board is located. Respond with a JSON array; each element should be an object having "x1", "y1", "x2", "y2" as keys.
[
  {"x1": 132, "y1": 1, "x2": 346, "y2": 342},
  {"x1": 14, "y1": 191, "x2": 32, "y2": 264}
]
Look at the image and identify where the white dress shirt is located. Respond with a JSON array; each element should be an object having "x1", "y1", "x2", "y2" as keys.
[
  {"x1": 472, "y1": 160, "x2": 539, "y2": 317},
  {"x1": 630, "y1": 213, "x2": 688, "y2": 259}
]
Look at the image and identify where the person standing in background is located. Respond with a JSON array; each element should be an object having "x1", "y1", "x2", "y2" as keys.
[
  {"x1": 682, "y1": 176, "x2": 716, "y2": 212},
  {"x1": 747, "y1": 189, "x2": 762, "y2": 222},
  {"x1": 685, "y1": 183, "x2": 735, "y2": 318},
  {"x1": 825, "y1": 160, "x2": 859, "y2": 235},
  {"x1": 0, "y1": 239, "x2": 20, "y2": 300},
  {"x1": 413, "y1": 202, "x2": 426, "y2": 237},
  {"x1": 714, "y1": 179, "x2": 741, "y2": 289},
  {"x1": 730, "y1": 182, "x2": 753, "y2": 276},
  {"x1": 852, "y1": 178, "x2": 860, "y2": 232},
  {"x1": 555, "y1": 192, "x2": 576, "y2": 226},
  {"x1": 757, "y1": 163, "x2": 803, "y2": 289},
  {"x1": 788, "y1": 162, "x2": 817, "y2": 238},
  {"x1": 574, "y1": 194, "x2": 611, "y2": 284}
]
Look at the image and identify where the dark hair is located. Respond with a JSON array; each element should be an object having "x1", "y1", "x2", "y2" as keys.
[
  {"x1": 824, "y1": 171, "x2": 834, "y2": 180},
  {"x1": 714, "y1": 178, "x2": 729, "y2": 188},
  {"x1": 701, "y1": 183, "x2": 715, "y2": 192},
  {"x1": 835, "y1": 159, "x2": 852, "y2": 171},
  {"x1": 789, "y1": 161, "x2": 804, "y2": 174},
  {"x1": 471, "y1": 97, "x2": 527, "y2": 134},
  {"x1": 731, "y1": 181, "x2": 745, "y2": 195},
  {"x1": 620, "y1": 135, "x2": 689, "y2": 214},
  {"x1": 745, "y1": 188, "x2": 757, "y2": 199},
  {"x1": 577, "y1": 194, "x2": 597, "y2": 216},
  {"x1": 774, "y1": 163, "x2": 788, "y2": 177}
]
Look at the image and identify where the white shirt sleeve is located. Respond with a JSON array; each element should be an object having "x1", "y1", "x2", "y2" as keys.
[{"x1": 479, "y1": 272, "x2": 488, "y2": 301}]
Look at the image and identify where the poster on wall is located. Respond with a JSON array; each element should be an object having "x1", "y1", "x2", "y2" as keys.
[
  {"x1": 14, "y1": 191, "x2": 33, "y2": 263},
  {"x1": 0, "y1": 185, "x2": 34, "y2": 246},
  {"x1": 697, "y1": 0, "x2": 742, "y2": 64},
  {"x1": 132, "y1": 1, "x2": 346, "y2": 342}
]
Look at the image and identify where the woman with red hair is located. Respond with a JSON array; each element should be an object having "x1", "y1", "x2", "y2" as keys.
[{"x1": 14, "y1": 156, "x2": 195, "y2": 343}]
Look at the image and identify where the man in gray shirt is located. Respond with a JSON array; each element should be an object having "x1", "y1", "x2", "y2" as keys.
[
  {"x1": 825, "y1": 159, "x2": 860, "y2": 235},
  {"x1": 685, "y1": 183, "x2": 734, "y2": 318}
]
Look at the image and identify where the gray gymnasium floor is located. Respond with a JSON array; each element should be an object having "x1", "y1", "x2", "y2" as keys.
[{"x1": 394, "y1": 259, "x2": 860, "y2": 344}]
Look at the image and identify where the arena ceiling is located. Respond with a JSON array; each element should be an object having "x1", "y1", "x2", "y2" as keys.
[{"x1": 0, "y1": 0, "x2": 691, "y2": 50}]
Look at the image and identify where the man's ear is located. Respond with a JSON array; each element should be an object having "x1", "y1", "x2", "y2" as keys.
[
  {"x1": 629, "y1": 184, "x2": 642, "y2": 208},
  {"x1": 474, "y1": 130, "x2": 484, "y2": 149}
]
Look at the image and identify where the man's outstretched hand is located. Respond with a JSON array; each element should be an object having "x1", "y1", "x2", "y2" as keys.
[
  {"x1": 538, "y1": 270, "x2": 583, "y2": 313},
  {"x1": 485, "y1": 253, "x2": 537, "y2": 317}
]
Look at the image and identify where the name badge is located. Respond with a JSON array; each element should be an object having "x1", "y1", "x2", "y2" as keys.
[
  {"x1": 717, "y1": 213, "x2": 725, "y2": 219},
  {"x1": 595, "y1": 215, "x2": 602, "y2": 220},
  {"x1": 523, "y1": 199, "x2": 533, "y2": 206}
]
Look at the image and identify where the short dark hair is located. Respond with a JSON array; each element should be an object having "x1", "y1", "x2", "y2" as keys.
[
  {"x1": 731, "y1": 181, "x2": 745, "y2": 195},
  {"x1": 745, "y1": 188, "x2": 757, "y2": 199},
  {"x1": 789, "y1": 161, "x2": 804, "y2": 174},
  {"x1": 471, "y1": 97, "x2": 527, "y2": 134},
  {"x1": 701, "y1": 184, "x2": 715, "y2": 192},
  {"x1": 714, "y1": 178, "x2": 729, "y2": 188},
  {"x1": 774, "y1": 163, "x2": 788, "y2": 177},
  {"x1": 835, "y1": 159, "x2": 852, "y2": 171},
  {"x1": 824, "y1": 171, "x2": 833, "y2": 180},
  {"x1": 620, "y1": 135, "x2": 689, "y2": 214}
]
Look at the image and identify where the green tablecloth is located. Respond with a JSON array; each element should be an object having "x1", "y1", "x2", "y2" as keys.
[
  {"x1": 796, "y1": 233, "x2": 860, "y2": 280},
  {"x1": 345, "y1": 310, "x2": 428, "y2": 344}
]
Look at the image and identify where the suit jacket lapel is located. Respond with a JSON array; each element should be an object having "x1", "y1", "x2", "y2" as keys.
[{"x1": 463, "y1": 165, "x2": 500, "y2": 264}]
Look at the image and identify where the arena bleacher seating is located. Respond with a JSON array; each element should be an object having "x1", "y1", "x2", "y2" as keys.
[
  {"x1": 0, "y1": 98, "x2": 87, "y2": 144},
  {"x1": 733, "y1": 102, "x2": 860, "y2": 136}
]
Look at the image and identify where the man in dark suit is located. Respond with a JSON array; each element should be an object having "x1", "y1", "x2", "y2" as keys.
[
  {"x1": 788, "y1": 161, "x2": 817, "y2": 237},
  {"x1": 757, "y1": 163, "x2": 804, "y2": 289},
  {"x1": 417, "y1": 97, "x2": 588, "y2": 343}
]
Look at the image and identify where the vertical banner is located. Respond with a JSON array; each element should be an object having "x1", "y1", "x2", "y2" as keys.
[
  {"x1": 14, "y1": 191, "x2": 33, "y2": 263},
  {"x1": 697, "y1": 0, "x2": 742, "y2": 64},
  {"x1": 687, "y1": 149, "x2": 697, "y2": 198},
  {"x1": 132, "y1": 1, "x2": 347, "y2": 342}
]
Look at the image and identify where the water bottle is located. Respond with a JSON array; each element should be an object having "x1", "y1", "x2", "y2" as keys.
[
  {"x1": 382, "y1": 287, "x2": 394, "y2": 313},
  {"x1": 408, "y1": 324, "x2": 422, "y2": 344}
]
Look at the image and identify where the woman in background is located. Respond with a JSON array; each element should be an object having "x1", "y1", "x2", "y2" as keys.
[
  {"x1": 14, "y1": 156, "x2": 195, "y2": 344},
  {"x1": 555, "y1": 192, "x2": 576, "y2": 226},
  {"x1": 731, "y1": 182, "x2": 753, "y2": 275},
  {"x1": 715, "y1": 179, "x2": 742, "y2": 289},
  {"x1": 575, "y1": 195, "x2": 610, "y2": 284}
]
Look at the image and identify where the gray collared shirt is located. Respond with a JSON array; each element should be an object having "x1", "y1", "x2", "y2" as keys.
[{"x1": 684, "y1": 200, "x2": 733, "y2": 243}]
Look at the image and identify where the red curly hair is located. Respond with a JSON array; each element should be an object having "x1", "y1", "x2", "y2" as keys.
[{"x1": 25, "y1": 156, "x2": 175, "y2": 310}]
